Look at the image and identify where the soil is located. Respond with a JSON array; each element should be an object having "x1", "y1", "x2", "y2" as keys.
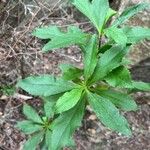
[{"x1": 0, "y1": 0, "x2": 150, "y2": 150}]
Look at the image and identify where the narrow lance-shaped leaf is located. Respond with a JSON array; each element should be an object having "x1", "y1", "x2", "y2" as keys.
[
  {"x1": 87, "y1": 92, "x2": 132, "y2": 136},
  {"x1": 123, "y1": 26, "x2": 150, "y2": 43},
  {"x1": 32, "y1": 26, "x2": 60, "y2": 39},
  {"x1": 45, "y1": 129, "x2": 52, "y2": 150},
  {"x1": 23, "y1": 132, "x2": 44, "y2": 150},
  {"x1": 23, "y1": 104, "x2": 43, "y2": 124},
  {"x1": 51, "y1": 99, "x2": 85, "y2": 150},
  {"x1": 43, "y1": 96, "x2": 58, "y2": 118},
  {"x1": 17, "y1": 75, "x2": 77, "y2": 97},
  {"x1": 83, "y1": 34, "x2": 98, "y2": 80},
  {"x1": 72, "y1": 0, "x2": 109, "y2": 33},
  {"x1": 113, "y1": 3, "x2": 149, "y2": 27},
  {"x1": 104, "y1": 27, "x2": 127, "y2": 45},
  {"x1": 91, "y1": 45, "x2": 129, "y2": 83},
  {"x1": 97, "y1": 90, "x2": 138, "y2": 111},
  {"x1": 56, "y1": 88, "x2": 83, "y2": 113},
  {"x1": 16, "y1": 121, "x2": 43, "y2": 134},
  {"x1": 105, "y1": 66, "x2": 132, "y2": 88},
  {"x1": 60, "y1": 64, "x2": 83, "y2": 81},
  {"x1": 132, "y1": 81, "x2": 150, "y2": 91},
  {"x1": 32, "y1": 26, "x2": 89, "y2": 52}
]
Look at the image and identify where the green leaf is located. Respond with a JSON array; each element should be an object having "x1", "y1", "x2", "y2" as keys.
[
  {"x1": 83, "y1": 34, "x2": 98, "y2": 80},
  {"x1": 23, "y1": 132, "x2": 44, "y2": 150},
  {"x1": 132, "y1": 81, "x2": 150, "y2": 91},
  {"x1": 23, "y1": 104, "x2": 43, "y2": 124},
  {"x1": 104, "y1": 27, "x2": 127, "y2": 45},
  {"x1": 43, "y1": 97, "x2": 57, "y2": 118},
  {"x1": 33, "y1": 26, "x2": 89, "y2": 52},
  {"x1": 105, "y1": 66, "x2": 132, "y2": 88},
  {"x1": 40, "y1": 143, "x2": 47, "y2": 150},
  {"x1": 45, "y1": 129, "x2": 52, "y2": 150},
  {"x1": 60, "y1": 64, "x2": 83, "y2": 81},
  {"x1": 87, "y1": 92, "x2": 132, "y2": 136},
  {"x1": 91, "y1": 45, "x2": 129, "y2": 83},
  {"x1": 51, "y1": 99, "x2": 85, "y2": 150},
  {"x1": 32, "y1": 26, "x2": 60, "y2": 39},
  {"x1": 72, "y1": 0, "x2": 109, "y2": 33},
  {"x1": 113, "y1": 3, "x2": 149, "y2": 27},
  {"x1": 99, "y1": 44, "x2": 112, "y2": 53},
  {"x1": 17, "y1": 75, "x2": 77, "y2": 97},
  {"x1": 16, "y1": 121, "x2": 43, "y2": 134},
  {"x1": 97, "y1": 90, "x2": 137, "y2": 111},
  {"x1": 123, "y1": 26, "x2": 150, "y2": 43},
  {"x1": 56, "y1": 88, "x2": 83, "y2": 113}
]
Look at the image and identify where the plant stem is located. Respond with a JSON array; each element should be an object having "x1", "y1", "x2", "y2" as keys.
[{"x1": 98, "y1": 34, "x2": 103, "y2": 50}]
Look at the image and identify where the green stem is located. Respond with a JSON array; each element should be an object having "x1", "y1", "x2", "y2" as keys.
[{"x1": 98, "y1": 33, "x2": 103, "y2": 50}]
